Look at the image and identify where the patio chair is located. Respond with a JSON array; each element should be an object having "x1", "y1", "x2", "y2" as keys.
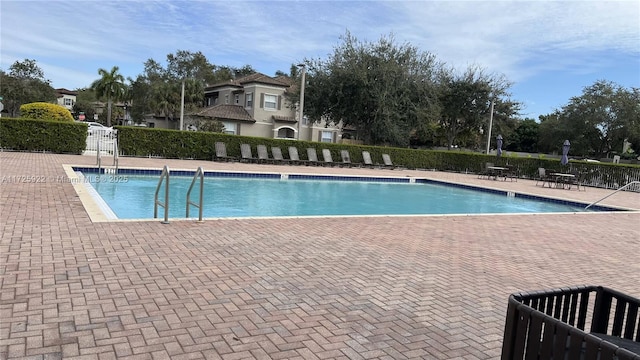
[
  {"x1": 256, "y1": 145, "x2": 273, "y2": 164},
  {"x1": 569, "y1": 172, "x2": 587, "y2": 191},
  {"x1": 361, "y1": 151, "x2": 375, "y2": 168},
  {"x1": 321, "y1": 149, "x2": 335, "y2": 167},
  {"x1": 478, "y1": 162, "x2": 495, "y2": 179},
  {"x1": 288, "y1": 147, "x2": 308, "y2": 165},
  {"x1": 535, "y1": 167, "x2": 554, "y2": 187},
  {"x1": 381, "y1": 153, "x2": 396, "y2": 169},
  {"x1": 306, "y1": 148, "x2": 322, "y2": 166},
  {"x1": 340, "y1": 150, "x2": 357, "y2": 167},
  {"x1": 504, "y1": 164, "x2": 518, "y2": 182},
  {"x1": 271, "y1": 147, "x2": 291, "y2": 165},
  {"x1": 240, "y1": 143, "x2": 258, "y2": 163},
  {"x1": 214, "y1": 142, "x2": 235, "y2": 162}
]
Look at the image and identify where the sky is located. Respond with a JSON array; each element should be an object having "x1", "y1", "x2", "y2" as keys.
[{"x1": 1, "y1": 0, "x2": 639, "y2": 120}]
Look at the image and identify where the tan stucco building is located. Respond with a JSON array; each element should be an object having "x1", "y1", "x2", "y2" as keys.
[{"x1": 148, "y1": 73, "x2": 342, "y2": 143}]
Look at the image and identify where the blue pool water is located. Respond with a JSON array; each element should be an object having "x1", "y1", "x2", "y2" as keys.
[{"x1": 82, "y1": 172, "x2": 600, "y2": 220}]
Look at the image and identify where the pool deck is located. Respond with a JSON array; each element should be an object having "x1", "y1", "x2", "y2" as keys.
[{"x1": 1, "y1": 151, "x2": 639, "y2": 360}]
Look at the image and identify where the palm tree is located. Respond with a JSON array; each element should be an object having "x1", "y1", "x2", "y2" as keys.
[
  {"x1": 91, "y1": 66, "x2": 125, "y2": 127},
  {"x1": 152, "y1": 82, "x2": 179, "y2": 124}
]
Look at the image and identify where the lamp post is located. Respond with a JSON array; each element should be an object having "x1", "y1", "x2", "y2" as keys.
[
  {"x1": 485, "y1": 99, "x2": 495, "y2": 155},
  {"x1": 296, "y1": 64, "x2": 306, "y2": 140},
  {"x1": 123, "y1": 102, "x2": 128, "y2": 125},
  {"x1": 179, "y1": 79, "x2": 185, "y2": 131}
]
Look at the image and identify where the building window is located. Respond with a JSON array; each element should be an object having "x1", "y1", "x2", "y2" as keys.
[
  {"x1": 321, "y1": 131, "x2": 333, "y2": 143},
  {"x1": 64, "y1": 98, "x2": 73, "y2": 106},
  {"x1": 264, "y1": 94, "x2": 277, "y2": 110},
  {"x1": 277, "y1": 128, "x2": 295, "y2": 139},
  {"x1": 224, "y1": 94, "x2": 229, "y2": 104},
  {"x1": 234, "y1": 94, "x2": 240, "y2": 104},
  {"x1": 222, "y1": 121, "x2": 237, "y2": 135},
  {"x1": 245, "y1": 93, "x2": 253, "y2": 108}
]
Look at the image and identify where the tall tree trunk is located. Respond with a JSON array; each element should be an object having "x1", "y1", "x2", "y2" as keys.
[{"x1": 106, "y1": 98, "x2": 113, "y2": 127}]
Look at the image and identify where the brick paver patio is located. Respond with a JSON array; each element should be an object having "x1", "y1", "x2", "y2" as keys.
[{"x1": 1, "y1": 152, "x2": 639, "y2": 359}]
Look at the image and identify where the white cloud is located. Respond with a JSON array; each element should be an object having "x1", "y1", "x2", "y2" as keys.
[{"x1": 1, "y1": 0, "x2": 637, "y2": 99}]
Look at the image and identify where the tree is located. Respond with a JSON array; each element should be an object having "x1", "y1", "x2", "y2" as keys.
[
  {"x1": 621, "y1": 87, "x2": 640, "y2": 154},
  {"x1": 152, "y1": 82, "x2": 179, "y2": 123},
  {"x1": 303, "y1": 32, "x2": 440, "y2": 146},
  {"x1": 91, "y1": 66, "x2": 125, "y2": 127},
  {"x1": 166, "y1": 50, "x2": 217, "y2": 84},
  {"x1": 0, "y1": 59, "x2": 56, "y2": 117},
  {"x1": 507, "y1": 118, "x2": 539, "y2": 152},
  {"x1": 73, "y1": 88, "x2": 99, "y2": 121},
  {"x1": 436, "y1": 66, "x2": 515, "y2": 149},
  {"x1": 543, "y1": 80, "x2": 640, "y2": 158},
  {"x1": 537, "y1": 112, "x2": 567, "y2": 154}
]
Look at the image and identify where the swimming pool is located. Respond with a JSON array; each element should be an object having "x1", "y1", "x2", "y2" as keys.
[{"x1": 75, "y1": 168, "x2": 616, "y2": 220}]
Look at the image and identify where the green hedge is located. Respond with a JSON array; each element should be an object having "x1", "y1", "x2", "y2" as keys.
[{"x1": 0, "y1": 117, "x2": 87, "y2": 154}]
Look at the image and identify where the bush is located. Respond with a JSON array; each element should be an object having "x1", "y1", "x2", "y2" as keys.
[
  {"x1": 19, "y1": 102, "x2": 74, "y2": 122},
  {"x1": 0, "y1": 118, "x2": 86, "y2": 154},
  {"x1": 115, "y1": 126, "x2": 640, "y2": 190}
]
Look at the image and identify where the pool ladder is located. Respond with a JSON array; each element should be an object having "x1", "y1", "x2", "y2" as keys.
[
  {"x1": 186, "y1": 167, "x2": 204, "y2": 221},
  {"x1": 154, "y1": 166, "x2": 205, "y2": 223}
]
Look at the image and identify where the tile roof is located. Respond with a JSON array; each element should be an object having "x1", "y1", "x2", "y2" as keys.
[
  {"x1": 207, "y1": 73, "x2": 289, "y2": 90},
  {"x1": 55, "y1": 88, "x2": 78, "y2": 96},
  {"x1": 193, "y1": 104, "x2": 255, "y2": 122},
  {"x1": 272, "y1": 115, "x2": 297, "y2": 123}
]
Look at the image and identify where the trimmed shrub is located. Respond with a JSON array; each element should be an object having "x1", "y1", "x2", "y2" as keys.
[
  {"x1": 20, "y1": 102, "x2": 74, "y2": 122},
  {"x1": 115, "y1": 126, "x2": 640, "y2": 190},
  {"x1": 0, "y1": 118, "x2": 87, "y2": 154}
]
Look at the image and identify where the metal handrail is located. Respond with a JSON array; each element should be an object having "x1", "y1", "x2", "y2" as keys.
[
  {"x1": 112, "y1": 133, "x2": 119, "y2": 173},
  {"x1": 154, "y1": 165, "x2": 170, "y2": 224},
  {"x1": 585, "y1": 181, "x2": 640, "y2": 210},
  {"x1": 186, "y1": 167, "x2": 205, "y2": 221},
  {"x1": 96, "y1": 136, "x2": 101, "y2": 173}
]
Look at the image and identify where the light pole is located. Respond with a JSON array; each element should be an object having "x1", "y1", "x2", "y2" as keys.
[
  {"x1": 179, "y1": 79, "x2": 185, "y2": 131},
  {"x1": 123, "y1": 102, "x2": 128, "y2": 125},
  {"x1": 296, "y1": 64, "x2": 306, "y2": 140},
  {"x1": 485, "y1": 99, "x2": 495, "y2": 155}
]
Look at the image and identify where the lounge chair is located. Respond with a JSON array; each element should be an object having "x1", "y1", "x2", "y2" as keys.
[
  {"x1": 381, "y1": 153, "x2": 396, "y2": 169},
  {"x1": 214, "y1": 142, "x2": 235, "y2": 162},
  {"x1": 321, "y1": 149, "x2": 335, "y2": 167},
  {"x1": 361, "y1": 151, "x2": 375, "y2": 168},
  {"x1": 271, "y1": 147, "x2": 291, "y2": 165},
  {"x1": 240, "y1": 143, "x2": 258, "y2": 163},
  {"x1": 340, "y1": 150, "x2": 357, "y2": 167},
  {"x1": 288, "y1": 147, "x2": 307, "y2": 165},
  {"x1": 307, "y1": 148, "x2": 322, "y2": 166},
  {"x1": 256, "y1": 145, "x2": 273, "y2": 164}
]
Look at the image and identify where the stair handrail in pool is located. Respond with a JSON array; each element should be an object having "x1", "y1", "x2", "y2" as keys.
[
  {"x1": 154, "y1": 165, "x2": 170, "y2": 224},
  {"x1": 585, "y1": 181, "x2": 640, "y2": 210},
  {"x1": 112, "y1": 136, "x2": 118, "y2": 173},
  {"x1": 96, "y1": 138, "x2": 101, "y2": 173},
  {"x1": 186, "y1": 167, "x2": 204, "y2": 221}
]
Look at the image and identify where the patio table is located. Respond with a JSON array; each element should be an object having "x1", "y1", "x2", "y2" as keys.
[
  {"x1": 550, "y1": 172, "x2": 575, "y2": 189},
  {"x1": 487, "y1": 166, "x2": 507, "y2": 180}
]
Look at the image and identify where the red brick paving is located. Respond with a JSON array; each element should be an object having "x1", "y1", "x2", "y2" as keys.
[{"x1": 1, "y1": 152, "x2": 639, "y2": 359}]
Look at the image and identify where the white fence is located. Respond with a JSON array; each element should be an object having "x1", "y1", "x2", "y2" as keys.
[{"x1": 84, "y1": 130, "x2": 117, "y2": 156}]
